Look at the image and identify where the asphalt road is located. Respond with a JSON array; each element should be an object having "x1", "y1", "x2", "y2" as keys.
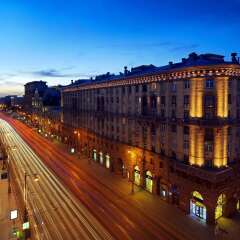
[
  {"x1": 0, "y1": 113, "x2": 177, "y2": 240},
  {"x1": 0, "y1": 118, "x2": 113, "y2": 240}
]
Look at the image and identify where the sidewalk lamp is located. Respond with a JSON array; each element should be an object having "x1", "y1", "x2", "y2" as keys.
[{"x1": 128, "y1": 150, "x2": 137, "y2": 194}]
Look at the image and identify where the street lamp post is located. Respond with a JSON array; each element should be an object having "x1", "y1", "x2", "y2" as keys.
[{"x1": 128, "y1": 150, "x2": 137, "y2": 195}]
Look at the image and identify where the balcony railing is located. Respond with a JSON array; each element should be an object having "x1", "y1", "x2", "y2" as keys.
[{"x1": 171, "y1": 160, "x2": 234, "y2": 183}]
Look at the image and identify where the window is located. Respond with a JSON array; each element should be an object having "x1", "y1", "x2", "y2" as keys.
[
  {"x1": 128, "y1": 86, "x2": 132, "y2": 94},
  {"x1": 228, "y1": 94, "x2": 232, "y2": 104},
  {"x1": 122, "y1": 87, "x2": 125, "y2": 95},
  {"x1": 171, "y1": 82, "x2": 177, "y2": 92},
  {"x1": 183, "y1": 140, "x2": 189, "y2": 149},
  {"x1": 172, "y1": 95, "x2": 177, "y2": 105},
  {"x1": 150, "y1": 124, "x2": 156, "y2": 135},
  {"x1": 142, "y1": 84, "x2": 148, "y2": 92},
  {"x1": 183, "y1": 126, "x2": 189, "y2": 135},
  {"x1": 205, "y1": 142, "x2": 213, "y2": 152},
  {"x1": 237, "y1": 110, "x2": 240, "y2": 119},
  {"x1": 204, "y1": 95, "x2": 215, "y2": 107},
  {"x1": 228, "y1": 79, "x2": 232, "y2": 88},
  {"x1": 171, "y1": 124, "x2": 176, "y2": 133},
  {"x1": 238, "y1": 80, "x2": 240, "y2": 91},
  {"x1": 135, "y1": 85, "x2": 139, "y2": 93},
  {"x1": 183, "y1": 155, "x2": 189, "y2": 162},
  {"x1": 151, "y1": 96, "x2": 157, "y2": 109},
  {"x1": 161, "y1": 96, "x2": 165, "y2": 105},
  {"x1": 171, "y1": 109, "x2": 176, "y2": 118},
  {"x1": 184, "y1": 80, "x2": 190, "y2": 89},
  {"x1": 184, "y1": 110, "x2": 189, "y2": 119},
  {"x1": 172, "y1": 151, "x2": 176, "y2": 159},
  {"x1": 205, "y1": 128, "x2": 214, "y2": 141},
  {"x1": 205, "y1": 79, "x2": 214, "y2": 88},
  {"x1": 151, "y1": 83, "x2": 157, "y2": 90},
  {"x1": 184, "y1": 95, "x2": 189, "y2": 105},
  {"x1": 161, "y1": 109, "x2": 165, "y2": 118},
  {"x1": 237, "y1": 95, "x2": 240, "y2": 107},
  {"x1": 228, "y1": 127, "x2": 232, "y2": 136}
]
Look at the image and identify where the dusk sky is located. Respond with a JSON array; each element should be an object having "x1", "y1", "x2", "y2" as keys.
[{"x1": 0, "y1": 0, "x2": 239, "y2": 97}]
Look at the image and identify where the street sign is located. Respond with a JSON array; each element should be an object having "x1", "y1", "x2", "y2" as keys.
[
  {"x1": 23, "y1": 221, "x2": 30, "y2": 230},
  {"x1": 10, "y1": 209, "x2": 18, "y2": 220}
]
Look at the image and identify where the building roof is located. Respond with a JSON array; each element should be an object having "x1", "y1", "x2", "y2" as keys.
[
  {"x1": 24, "y1": 80, "x2": 47, "y2": 87},
  {"x1": 63, "y1": 52, "x2": 240, "y2": 91}
]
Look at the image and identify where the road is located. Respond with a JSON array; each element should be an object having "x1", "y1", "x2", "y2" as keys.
[
  {"x1": 0, "y1": 118, "x2": 112, "y2": 240},
  {"x1": 0, "y1": 112, "x2": 177, "y2": 240}
]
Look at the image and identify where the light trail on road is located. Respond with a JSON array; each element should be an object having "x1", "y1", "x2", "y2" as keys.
[
  {"x1": 0, "y1": 113, "x2": 180, "y2": 240},
  {"x1": 0, "y1": 118, "x2": 113, "y2": 240}
]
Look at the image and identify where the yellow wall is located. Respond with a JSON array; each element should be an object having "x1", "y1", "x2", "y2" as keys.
[
  {"x1": 190, "y1": 78, "x2": 204, "y2": 117},
  {"x1": 189, "y1": 125, "x2": 204, "y2": 166},
  {"x1": 213, "y1": 127, "x2": 228, "y2": 167},
  {"x1": 216, "y1": 77, "x2": 228, "y2": 118}
]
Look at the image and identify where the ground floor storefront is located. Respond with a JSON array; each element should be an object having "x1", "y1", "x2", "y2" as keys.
[{"x1": 54, "y1": 124, "x2": 240, "y2": 225}]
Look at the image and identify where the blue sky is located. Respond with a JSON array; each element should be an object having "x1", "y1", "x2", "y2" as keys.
[{"x1": 0, "y1": 0, "x2": 239, "y2": 96}]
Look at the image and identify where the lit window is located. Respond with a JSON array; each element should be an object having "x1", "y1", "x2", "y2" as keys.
[
  {"x1": 205, "y1": 79, "x2": 214, "y2": 88},
  {"x1": 171, "y1": 82, "x2": 177, "y2": 92},
  {"x1": 184, "y1": 80, "x2": 190, "y2": 89}
]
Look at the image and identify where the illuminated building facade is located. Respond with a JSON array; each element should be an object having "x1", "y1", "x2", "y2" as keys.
[{"x1": 62, "y1": 53, "x2": 240, "y2": 224}]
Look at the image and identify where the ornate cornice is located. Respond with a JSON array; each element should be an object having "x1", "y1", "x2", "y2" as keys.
[{"x1": 63, "y1": 64, "x2": 240, "y2": 93}]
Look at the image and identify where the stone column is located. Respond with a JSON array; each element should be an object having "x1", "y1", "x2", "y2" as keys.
[
  {"x1": 206, "y1": 206, "x2": 216, "y2": 225},
  {"x1": 216, "y1": 77, "x2": 228, "y2": 118},
  {"x1": 223, "y1": 197, "x2": 238, "y2": 217},
  {"x1": 190, "y1": 77, "x2": 204, "y2": 118},
  {"x1": 152, "y1": 176, "x2": 158, "y2": 195},
  {"x1": 213, "y1": 127, "x2": 228, "y2": 167}
]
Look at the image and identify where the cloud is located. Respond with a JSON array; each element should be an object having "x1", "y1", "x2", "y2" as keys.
[
  {"x1": 0, "y1": 80, "x2": 24, "y2": 86},
  {"x1": 31, "y1": 69, "x2": 73, "y2": 78},
  {"x1": 29, "y1": 68, "x2": 98, "y2": 79},
  {"x1": 0, "y1": 73, "x2": 18, "y2": 81}
]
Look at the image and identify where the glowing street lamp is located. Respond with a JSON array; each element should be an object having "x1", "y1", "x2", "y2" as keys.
[{"x1": 127, "y1": 150, "x2": 137, "y2": 194}]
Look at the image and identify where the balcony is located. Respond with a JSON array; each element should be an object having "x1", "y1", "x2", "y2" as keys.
[
  {"x1": 171, "y1": 160, "x2": 234, "y2": 183},
  {"x1": 184, "y1": 117, "x2": 234, "y2": 126}
]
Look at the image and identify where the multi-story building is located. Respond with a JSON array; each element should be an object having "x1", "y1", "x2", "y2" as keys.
[
  {"x1": 62, "y1": 52, "x2": 240, "y2": 224},
  {"x1": 24, "y1": 80, "x2": 48, "y2": 111}
]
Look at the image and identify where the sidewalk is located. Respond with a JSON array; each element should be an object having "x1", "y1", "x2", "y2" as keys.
[
  {"x1": 52, "y1": 138, "x2": 240, "y2": 240},
  {"x1": 0, "y1": 172, "x2": 22, "y2": 240}
]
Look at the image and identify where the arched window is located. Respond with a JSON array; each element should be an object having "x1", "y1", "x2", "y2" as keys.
[
  {"x1": 215, "y1": 194, "x2": 226, "y2": 220},
  {"x1": 134, "y1": 166, "x2": 141, "y2": 185},
  {"x1": 93, "y1": 149, "x2": 97, "y2": 161},
  {"x1": 190, "y1": 191, "x2": 207, "y2": 221},
  {"x1": 105, "y1": 154, "x2": 110, "y2": 169},
  {"x1": 192, "y1": 191, "x2": 203, "y2": 201},
  {"x1": 145, "y1": 171, "x2": 153, "y2": 193},
  {"x1": 99, "y1": 152, "x2": 103, "y2": 164}
]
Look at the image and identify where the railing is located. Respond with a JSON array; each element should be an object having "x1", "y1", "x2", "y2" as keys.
[
  {"x1": 185, "y1": 117, "x2": 235, "y2": 126},
  {"x1": 171, "y1": 160, "x2": 234, "y2": 183}
]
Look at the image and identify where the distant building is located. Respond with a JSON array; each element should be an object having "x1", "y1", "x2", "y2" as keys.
[
  {"x1": 0, "y1": 95, "x2": 23, "y2": 109},
  {"x1": 62, "y1": 52, "x2": 240, "y2": 224},
  {"x1": 24, "y1": 80, "x2": 48, "y2": 111}
]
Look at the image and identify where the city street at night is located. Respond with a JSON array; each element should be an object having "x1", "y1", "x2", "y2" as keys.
[
  {"x1": 1, "y1": 1, "x2": 240, "y2": 239},
  {"x1": 1, "y1": 112, "x2": 240, "y2": 240},
  {"x1": 0, "y1": 116, "x2": 112, "y2": 240},
  {"x1": 0, "y1": 115, "x2": 177, "y2": 240}
]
